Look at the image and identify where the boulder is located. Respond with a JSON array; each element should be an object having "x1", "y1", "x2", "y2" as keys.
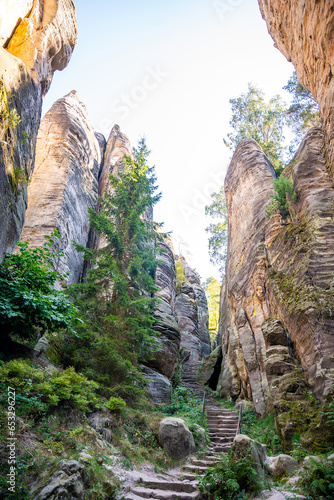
[
  {"x1": 32, "y1": 460, "x2": 89, "y2": 499},
  {"x1": 266, "y1": 454, "x2": 298, "y2": 478},
  {"x1": 233, "y1": 434, "x2": 267, "y2": 477},
  {"x1": 142, "y1": 366, "x2": 171, "y2": 405},
  {"x1": 158, "y1": 417, "x2": 195, "y2": 460}
]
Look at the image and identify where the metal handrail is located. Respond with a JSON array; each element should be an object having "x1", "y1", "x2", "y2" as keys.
[
  {"x1": 236, "y1": 404, "x2": 242, "y2": 435},
  {"x1": 200, "y1": 390, "x2": 206, "y2": 427}
]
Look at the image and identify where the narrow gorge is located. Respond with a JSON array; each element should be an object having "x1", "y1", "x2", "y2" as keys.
[{"x1": 0, "y1": 1, "x2": 334, "y2": 499}]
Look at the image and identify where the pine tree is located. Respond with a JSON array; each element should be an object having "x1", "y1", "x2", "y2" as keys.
[{"x1": 65, "y1": 139, "x2": 164, "y2": 403}]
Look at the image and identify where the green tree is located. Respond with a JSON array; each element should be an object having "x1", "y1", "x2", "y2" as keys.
[
  {"x1": 203, "y1": 277, "x2": 221, "y2": 343},
  {"x1": 265, "y1": 175, "x2": 297, "y2": 220},
  {"x1": 205, "y1": 186, "x2": 228, "y2": 278},
  {"x1": 283, "y1": 71, "x2": 320, "y2": 149},
  {"x1": 0, "y1": 231, "x2": 78, "y2": 354},
  {"x1": 65, "y1": 139, "x2": 163, "y2": 403},
  {"x1": 224, "y1": 83, "x2": 288, "y2": 175}
]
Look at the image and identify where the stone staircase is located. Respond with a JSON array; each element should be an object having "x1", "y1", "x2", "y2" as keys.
[{"x1": 123, "y1": 371, "x2": 239, "y2": 500}]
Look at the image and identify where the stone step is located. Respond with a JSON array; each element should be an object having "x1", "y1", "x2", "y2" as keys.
[
  {"x1": 183, "y1": 465, "x2": 208, "y2": 474},
  {"x1": 191, "y1": 459, "x2": 217, "y2": 466},
  {"x1": 209, "y1": 437, "x2": 234, "y2": 444},
  {"x1": 127, "y1": 487, "x2": 201, "y2": 500},
  {"x1": 136, "y1": 480, "x2": 198, "y2": 493}
]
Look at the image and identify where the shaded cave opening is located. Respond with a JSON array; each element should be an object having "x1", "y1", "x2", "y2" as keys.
[{"x1": 206, "y1": 347, "x2": 223, "y2": 391}]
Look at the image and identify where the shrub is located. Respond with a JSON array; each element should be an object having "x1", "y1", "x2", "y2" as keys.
[
  {"x1": 106, "y1": 396, "x2": 126, "y2": 411},
  {"x1": 0, "y1": 230, "x2": 78, "y2": 345},
  {"x1": 163, "y1": 385, "x2": 203, "y2": 427},
  {"x1": 0, "y1": 359, "x2": 102, "y2": 416},
  {"x1": 297, "y1": 457, "x2": 334, "y2": 500},
  {"x1": 265, "y1": 175, "x2": 297, "y2": 219},
  {"x1": 199, "y1": 450, "x2": 262, "y2": 500}
]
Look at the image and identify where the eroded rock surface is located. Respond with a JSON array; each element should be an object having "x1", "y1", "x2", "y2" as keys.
[
  {"x1": 3, "y1": 0, "x2": 78, "y2": 96},
  {"x1": 146, "y1": 239, "x2": 180, "y2": 379},
  {"x1": 142, "y1": 366, "x2": 172, "y2": 406},
  {"x1": 21, "y1": 91, "x2": 104, "y2": 284},
  {"x1": 258, "y1": 0, "x2": 334, "y2": 182},
  {"x1": 175, "y1": 256, "x2": 210, "y2": 380},
  {"x1": 219, "y1": 130, "x2": 334, "y2": 419},
  {"x1": 0, "y1": 0, "x2": 77, "y2": 261}
]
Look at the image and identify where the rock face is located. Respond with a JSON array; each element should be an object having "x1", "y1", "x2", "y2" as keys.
[
  {"x1": 20, "y1": 91, "x2": 104, "y2": 284},
  {"x1": 175, "y1": 256, "x2": 211, "y2": 380},
  {"x1": 32, "y1": 460, "x2": 89, "y2": 500},
  {"x1": 219, "y1": 130, "x2": 334, "y2": 419},
  {"x1": 0, "y1": 1, "x2": 77, "y2": 261},
  {"x1": 2, "y1": 0, "x2": 78, "y2": 96},
  {"x1": 258, "y1": 0, "x2": 334, "y2": 183},
  {"x1": 158, "y1": 417, "x2": 196, "y2": 460},
  {"x1": 142, "y1": 366, "x2": 172, "y2": 405},
  {"x1": 146, "y1": 239, "x2": 181, "y2": 379}
]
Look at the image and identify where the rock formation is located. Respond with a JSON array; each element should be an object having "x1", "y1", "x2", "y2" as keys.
[
  {"x1": 20, "y1": 91, "x2": 104, "y2": 283},
  {"x1": 2, "y1": 0, "x2": 77, "y2": 96},
  {"x1": 0, "y1": 0, "x2": 77, "y2": 261},
  {"x1": 258, "y1": 0, "x2": 334, "y2": 183},
  {"x1": 147, "y1": 239, "x2": 181, "y2": 380},
  {"x1": 218, "y1": 129, "x2": 334, "y2": 419},
  {"x1": 175, "y1": 256, "x2": 211, "y2": 380}
]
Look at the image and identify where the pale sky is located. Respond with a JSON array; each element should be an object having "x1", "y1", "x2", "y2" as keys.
[{"x1": 43, "y1": 0, "x2": 294, "y2": 282}]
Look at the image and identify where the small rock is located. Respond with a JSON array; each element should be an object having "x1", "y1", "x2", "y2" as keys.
[
  {"x1": 267, "y1": 454, "x2": 298, "y2": 478},
  {"x1": 303, "y1": 455, "x2": 322, "y2": 466}
]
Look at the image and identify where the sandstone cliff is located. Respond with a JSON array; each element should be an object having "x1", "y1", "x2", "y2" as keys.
[
  {"x1": 20, "y1": 91, "x2": 104, "y2": 283},
  {"x1": 258, "y1": 0, "x2": 334, "y2": 183},
  {"x1": 0, "y1": 0, "x2": 77, "y2": 261},
  {"x1": 219, "y1": 130, "x2": 334, "y2": 425},
  {"x1": 175, "y1": 256, "x2": 211, "y2": 381}
]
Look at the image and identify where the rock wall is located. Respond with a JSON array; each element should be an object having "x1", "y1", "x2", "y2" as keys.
[
  {"x1": 175, "y1": 256, "x2": 211, "y2": 380},
  {"x1": 0, "y1": 0, "x2": 77, "y2": 261},
  {"x1": 258, "y1": 0, "x2": 334, "y2": 183},
  {"x1": 219, "y1": 129, "x2": 334, "y2": 417},
  {"x1": 20, "y1": 91, "x2": 104, "y2": 284}
]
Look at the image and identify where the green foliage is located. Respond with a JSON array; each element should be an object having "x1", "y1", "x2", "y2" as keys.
[
  {"x1": 224, "y1": 83, "x2": 288, "y2": 174},
  {"x1": 322, "y1": 401, "x2": 334, "y2": 425},
  {"x1": 265, "y1": 175, "x2": 297, "y2": 219},
  {"x1": 203, "y1": 277, "x2": 221, "y2": 344},
  {"x1": 0, "y1": 230, "x2": 78, "y2": 343},
  {"x1": 297, "y1": 457, "x2": 334, "y2": 500},
  {"x1": 10, "y1": 166, "x2": 29, "y2": 190},
  {"x1": 0, "y1": 359, "x2": 102, "y2": 416},
  {"x1": 199, "y1": 450, "x2": 262, "y2": 500},
  {"x1": 163, "y1": 386, "x2": 204, "y2": 428},
  {"x1": 175, "y1": 260, "x2": 185, "y2": 293},
  {"x1": 64, "y1": 139, "x2": 163, "y2": 405},
  {"x1": 106, "y1": 396, "x2": 126, "y2": 412},
  {"x1": 283, "y1": 71, "x2": 320, "y2": 151},
  {"x1": 241, "y1": 409, "x2": 282, "y2": 456},
  {"x1": 205, "y1": 185, "x2": 228, "y2": 278},
  {"x1": 0, "y1": 81, "x2": 21, "y2": 139}
]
